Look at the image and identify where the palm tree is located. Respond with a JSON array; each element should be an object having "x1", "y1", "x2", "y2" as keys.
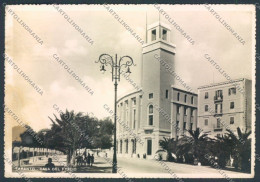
[
  {"x1": 212, "y1": 134, "x2": 234, "y2": 168},
  {"x1": 48, "y1": 110, "x2": 90, "y2": 166},
  {"x1": 177, "y1": 128, "x2": 211, "y2": 164},
  {"x1": 226, "y1": 127, "x2": 251, "y2": 172},
  {"x1": 156, "y1": 137, "x2": 177, "y2": 161}
]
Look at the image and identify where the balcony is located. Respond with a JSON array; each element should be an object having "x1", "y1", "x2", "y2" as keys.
[
  {"x1": 214, "y1": 128, "x2": 223, "y2": 132},
  {"x1": 214, "y1": 95, "x2": 223, "y2": 102},
  {"x1": 213, "y1": 124, "x2": 223, "y2": 132},
  {"x1": 214, "y1": 110, "x2": 223, "y2": 117},
  {"x1": 143, "y1": 126, "x2": 154, "y2": 132}
]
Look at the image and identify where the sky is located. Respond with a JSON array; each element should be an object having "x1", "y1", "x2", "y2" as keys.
[{"x1": 4, "y1": 4, "x2": 255, "y2": 132}]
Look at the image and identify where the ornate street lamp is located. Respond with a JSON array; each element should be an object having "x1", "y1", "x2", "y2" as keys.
[{"x1": 96, "y1": 54, "x2": 135, "y2": 173}]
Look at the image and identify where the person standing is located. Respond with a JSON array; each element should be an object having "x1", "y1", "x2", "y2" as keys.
[
  {"x1": 45, "y1": 158, "x2": 55, "y2": 172},
  {"x1": 90, "y1": 154, "x2": 94, "y2": 166},
  {"x1": 87, "y1": 153, "x2": 91, "y2": 166}
]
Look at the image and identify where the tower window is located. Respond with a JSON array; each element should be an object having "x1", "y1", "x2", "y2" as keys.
[
  {"x1": 177, "y1": 92, "x2": 180, "y2": 101},
  {"x1": 148, "y1": 105, "x2": 153, "y2": 125},
  {"x1": 151, "y1": 29, "x2": 156, "y2": 41},
  {"x1": 191, "y1": 96, "x2": 194, "y2": 104},
  {"x1": 149, "y1": 93, "x2": 153, "y2": 99},
  {"x1": 184, "y1": 95, "x2": 187, "y2": 103},
  {"x1": 162, "y1": 29, "x2": 167, "y2": 40},
  {"x1": 183, "y1": 122, "x2": 186, "y2": 130},
  {"x1": 166, "y1": 90, "x2": 168, "y2": 99}
]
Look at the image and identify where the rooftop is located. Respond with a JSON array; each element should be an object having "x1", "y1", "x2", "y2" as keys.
[{"x1": 197, "y1": 78, "x2": 249, "y2": 89}]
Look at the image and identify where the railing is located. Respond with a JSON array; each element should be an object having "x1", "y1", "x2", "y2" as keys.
[
  {"x1": 213, "y1": 124, "x2": 223, "y2": 132},
  {"x1": 214, "y1": 95, "x2": 223, "y2": 101}
]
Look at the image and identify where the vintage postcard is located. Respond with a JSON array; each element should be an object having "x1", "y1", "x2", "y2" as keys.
[{"x1": 3, "y1": 4, "x2": 256, "y2": 180}]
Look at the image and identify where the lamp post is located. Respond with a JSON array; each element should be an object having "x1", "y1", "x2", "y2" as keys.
[{"x1": 96, "y1": 54, "x2": 135, "y2": 173}]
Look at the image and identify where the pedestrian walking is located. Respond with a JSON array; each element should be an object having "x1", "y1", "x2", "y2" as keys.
[
  {"x1": 90, "y1": 154, "x2": 94, "y2": 166},
  {"x1": 87, "y1": 153, "x2": 91, "y2": 166}
]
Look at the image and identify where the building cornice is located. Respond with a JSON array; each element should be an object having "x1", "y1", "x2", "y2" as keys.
[
  {"x1": 198, "y1": 78, "x2": 250, "y2": 90},
  {"x1": 171, "y1": 86, "x2": 198, "y2": 96},
  {"x1": 117, "y1": 90, "x2": 143, "y2": 104},
  {"x1": 142, "y1": 40, "x2": 176, "y2": 54}
]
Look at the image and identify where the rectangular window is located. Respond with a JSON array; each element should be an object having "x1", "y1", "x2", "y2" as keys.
[
  {"x1": 126, "y1": 140, "x2": 128, "y2": 154},
  {"x1": 229, "y1": 87, "x2": 236, "y2": 95},
  {"x1": 190, "y1": 123, "x2": 193, "y2": 130},
  {"x1": 149, "y1": 115, "x2": 153, "y2": 125},
  {"x1": 230, "y1": 102, "x2": 235, "y2": 109},
  {"x1": 162, "y1": 29, "x2": 167, "y2": 40},
  {"x1": 184, "y1": 107, "x2": 187, "y2": 115},
  {"x1": 120, "y1": 141, "x2": 122, "y2": 153},
  {"x1": 177, "y1": 106, "x2": 180, "y2": 114},
  {"x1": 183, "y1": 122, "x2": 186, "y2": 130},
  {"x1": 149, "y1": 93, "x2": 153, "y2": 99},
  {"x1": 147, "y1": 140, "x2": 152, "y2": 155},
  {"x1": 177, "y1": 93, "x2": 180, "y2": 101},
  {"x1": 184, "y1": 95, "x2": 187, "y2": 103},
  {"x1": 133, "y1": 109, "x2": 136, "y2": 129},
  {"x1": 151, "y1": 29, "x2": 156, "y2": 41},
  {"x1": 205, "y1": 119, "x2": 208, "y2": 126},
  {"x1": 205, "y1": 92, "x2": 208, "y2": 99},
  {"x1": 217, "y1": 119, "x2": 221, "y2": 128},
  {"x1": 132, "y1": 98, "x2": 136, "y2": 105},
  {"x1": 230, "y1": 117, "x2": 234, "y2": 124},
  {"x1": 126, "y1": 111, "x2": 128, "y2": 125},
  {"x1": 166, "y1": 90, "x2": 168, "y2": 99},
  {"x1": 215, "y1": 90, "x2": 223, "y2": 100},
  {"x1": 191, "y1": 96, "x2": 194, "y2": 104},
  {"x1": 205, "y1": 105, "x2": 208, "y2": 112}
]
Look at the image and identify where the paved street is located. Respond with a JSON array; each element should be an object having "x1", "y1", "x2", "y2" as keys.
[
  {"x1": 114, "y1": 157, "x2": 245, "y2": 175},
  {"x1": 13, "y1": 154, "x2": 246, "y2": 175}
]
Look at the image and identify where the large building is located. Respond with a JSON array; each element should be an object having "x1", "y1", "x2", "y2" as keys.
[
  {"x1": 116, "y1": 21, "x2": 198, "y2": 159},
  {"x1": 197, "y1": 78, "x2": 252, "y2": 137}
]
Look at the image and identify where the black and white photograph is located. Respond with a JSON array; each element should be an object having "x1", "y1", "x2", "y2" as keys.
[{"x1": 2, "y1": 3, "x2": 257, "y2": 180}]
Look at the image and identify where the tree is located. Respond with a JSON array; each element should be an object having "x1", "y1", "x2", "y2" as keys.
[
  {"x1": 226, "y1": 127, "x2": 251, "y2": 172},
  {"x1": 156, "y1": 137, "x2": 177, "y2": 161},
  {"x1": 177, "y1": 128, "x2": 211, "y2": 164},
  {"x1": 94, "y1": 117, "x2": 114, "y2": 149},
  {"x1": 48, "y1": 110, "x2": 94, "y2": 166},
  {"x1": 210, "y1": 135, "x2": 234, "y2": 168},
  {"x1": 47, "y1": 110, "x2": 114, "y2": 166}
]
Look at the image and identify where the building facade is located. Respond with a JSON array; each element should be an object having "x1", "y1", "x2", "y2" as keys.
[
  {"x1": 116, "y1": 21, "x2": 198, "y2": 159},
  {"x1": 197, "y1": 78, "x2": 252, "y2": 137}
]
